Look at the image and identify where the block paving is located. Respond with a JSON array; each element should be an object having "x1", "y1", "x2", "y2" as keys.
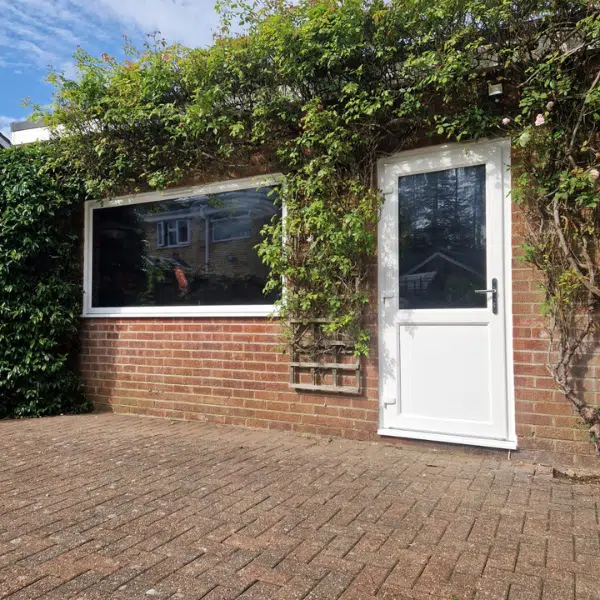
[{"x1": 1, "y1": 414, "x2": 599, "y2": 599}]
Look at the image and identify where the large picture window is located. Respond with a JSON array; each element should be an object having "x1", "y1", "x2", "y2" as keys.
[{"x1": 83, "y1": 176, "x2": 282, "y2": 317}]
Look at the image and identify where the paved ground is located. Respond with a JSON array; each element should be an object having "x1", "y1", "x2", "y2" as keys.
[{"x1": 1, "y1": 415, "x2": 600, "y2": 600}]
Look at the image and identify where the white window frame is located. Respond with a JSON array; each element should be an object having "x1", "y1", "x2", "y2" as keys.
[
  {"x1": 211, "y1": 213, "x2": 252, "y2": 243},
  {"x1": 157, "y1": 219, "x2": 190, "y2": 248},
  {"x1": 83, "y1": 174, "x2": 283, "y2": 318}
]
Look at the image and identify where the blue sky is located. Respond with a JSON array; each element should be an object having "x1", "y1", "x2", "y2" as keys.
[{"x1": 0, "y1": 0, "x2": 219, "y2": 138}]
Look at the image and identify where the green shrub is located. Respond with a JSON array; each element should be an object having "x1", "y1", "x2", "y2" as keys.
[{"x1": 0, "y1": 143, "x2": 89, "y2": 418}]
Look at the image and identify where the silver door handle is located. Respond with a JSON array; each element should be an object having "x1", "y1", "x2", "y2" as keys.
[{"x1": 474, "y1": 278, "x2": 498, "y2": 314}]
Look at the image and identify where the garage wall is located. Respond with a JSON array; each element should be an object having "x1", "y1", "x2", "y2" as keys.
[
  {"x1": 80, "y1": 316, "x2": 381, "y2": 440},
  {"x1": 79, "y1": 181, "x2": 600, "y2": 467},
  {"x1": 511, "y1": 204, "x2": 599, "y2": 467}
]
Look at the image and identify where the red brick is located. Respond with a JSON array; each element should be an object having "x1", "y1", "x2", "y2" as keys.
[{"x1": 78, "y1": 197, "x2": 600, "y2": 465}]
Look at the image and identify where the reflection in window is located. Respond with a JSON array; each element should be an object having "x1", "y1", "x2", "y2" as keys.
[
  {"x1": 398, "y1": 166, "x2": 486, "y2": 309},
  {"x1": 212, "y1": 215, "x2": 252, "y2": 242},
  {"x1": 91, "y1": 186, "x2": 280, "y2": 308},
  {"x1": 157, "y1": 219, "x2": 190, "y2": 248}
]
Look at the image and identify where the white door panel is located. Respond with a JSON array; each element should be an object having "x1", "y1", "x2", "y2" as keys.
[{"x1": 378, "y1": 140, "x2": 516, "y2": 448}]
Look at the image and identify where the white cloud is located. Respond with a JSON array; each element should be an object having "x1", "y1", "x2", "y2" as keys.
[
  {"x1": 0, "y1": 0, "x2": 218, "y2": 74},
  {"x1": 59, "y1": 61, "x2": 78, "y2": 80},
  {"x1": 0, "y1": 115, "x2": 17, "y2": 139},
  {"x1": 80, "y1": 0, "x2": 220, "y2": 48}
]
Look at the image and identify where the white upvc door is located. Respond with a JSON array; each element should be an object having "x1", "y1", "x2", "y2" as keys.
[{"x1": 378, "y1": 139, "x2": 516, "y2": 449}]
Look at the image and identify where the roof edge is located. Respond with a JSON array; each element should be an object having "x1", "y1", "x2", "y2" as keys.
[{"x1": 11, "y1": 120, "x2": 46, "y2": 132}]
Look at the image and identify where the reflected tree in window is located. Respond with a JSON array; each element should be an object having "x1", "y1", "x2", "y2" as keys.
[{"x1": 398, "y1": 165, "x2": 486, "y2": 309}]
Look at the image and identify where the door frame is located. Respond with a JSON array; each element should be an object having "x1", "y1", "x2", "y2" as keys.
[{"x1": 376, "y1": 138, "x2": 517, "y2": 449}]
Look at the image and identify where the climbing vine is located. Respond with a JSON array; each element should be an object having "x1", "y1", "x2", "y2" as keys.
[
  {"x1": 510, "y1": 11, "x2": 600, "y2": 450},
  {"x1": 37, "y1": 0, "x2": 600, "y2": 447}
]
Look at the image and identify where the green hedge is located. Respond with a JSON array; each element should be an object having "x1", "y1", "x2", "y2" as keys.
[{"x1": 0, "y1": 144, "x2": 89, "y2": 418}]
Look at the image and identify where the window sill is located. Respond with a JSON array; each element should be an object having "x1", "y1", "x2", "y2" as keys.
[
  {"x1": 81, "y1": 305, "x2": 277, "y2": 319},
  {"x1": 213, "y1": 237, "x2": 251, "y2": 243}
]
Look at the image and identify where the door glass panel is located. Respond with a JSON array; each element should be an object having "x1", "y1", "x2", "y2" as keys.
[{"x1": 398, "y1": 165, "x2": 486, "y2": 309}]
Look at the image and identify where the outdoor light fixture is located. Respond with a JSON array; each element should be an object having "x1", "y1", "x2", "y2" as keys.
[{"x1": 488, "y1": 82, "x2": 503, "y2": 97}]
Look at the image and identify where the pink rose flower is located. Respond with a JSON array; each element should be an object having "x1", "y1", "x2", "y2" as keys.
[
  {"x1": 546, "y1": 101, "x2": 554, "y2": 110},
  {"x1": 535, "y1": 114, "x2": 545, "y2": 126},
  {"x1": 502, "y1": 117, "x2": 511, "y2": 125},
  {"x1": 590, "y1": 169, "x2": 599, "y2": 181}
]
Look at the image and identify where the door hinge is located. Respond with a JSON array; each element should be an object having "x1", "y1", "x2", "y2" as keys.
[
  {"x1": 384, "y1": 398, "x2": 397, "y2": 407},
  {"x1": 381, "y1": 290, "x2": 396, "y2": 301}
]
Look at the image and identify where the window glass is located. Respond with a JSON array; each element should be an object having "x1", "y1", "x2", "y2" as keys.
[
  {"x1": 156, "y1": 222, "x2": 165, "y2": 247},
  {"x1": 166, "y1": 222, "x2": 178, "y2": 247},
  {"x1": 91, "y1": 186, "x2": 280, "y2": 308},
  {"x1": 178, "y1": 220, "x2": 189, "y2": 244},
  {"x1": 398, "y1": 165, "x2": 486, "y2": 309},
  {"x1": 212, "y1": 216, "x2": 252, "y2": 242}
]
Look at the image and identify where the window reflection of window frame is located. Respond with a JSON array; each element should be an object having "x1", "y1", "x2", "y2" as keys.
[
  {"x1": 83, "y1": 175, "x2": 284, "y2": 318},
  {"x1": 211, "y1": 213, "x2": 252, "y2": 243},
  {"x1": 157, "y1": 219, "x2": 190, "y2": 248}
]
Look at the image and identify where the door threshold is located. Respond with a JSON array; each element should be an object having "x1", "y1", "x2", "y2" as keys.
[{"x1": 378, "y1": 428, "x2": 517, "y2": 450}]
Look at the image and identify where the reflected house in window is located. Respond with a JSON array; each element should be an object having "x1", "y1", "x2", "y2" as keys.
[
  {"x1": 91, "y1": 185, "x2": 280, "y2": 309},
  {"x1": 398, "y1": 250, "x2": 486, "y2": 309}
]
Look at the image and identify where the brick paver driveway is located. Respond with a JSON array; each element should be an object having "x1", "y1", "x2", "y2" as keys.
[{"x1": 1, "y1": 415, "x2": 599, "y2": 600}]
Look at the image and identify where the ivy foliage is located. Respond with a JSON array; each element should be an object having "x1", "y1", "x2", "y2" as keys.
[
  {"x1": 0, "y1": 144, "x2": 89, "y2": 418},
  {"x1": 37, "y1": 0, "x2": 600, "y2": 444},
  {"x1": 39, "y1": 0, "x2": 530, "y2": 355}
]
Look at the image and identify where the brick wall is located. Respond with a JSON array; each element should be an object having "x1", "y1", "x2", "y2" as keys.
[
  {"x1": 79, "y1": 193, "x2": 600, "y2": 468},
  {"x1": 511, "y1": 204, "x2": 600, "y2": 468},
  {"x1": 80, "y1": 317, "x2": 381, "y2": 440}
]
